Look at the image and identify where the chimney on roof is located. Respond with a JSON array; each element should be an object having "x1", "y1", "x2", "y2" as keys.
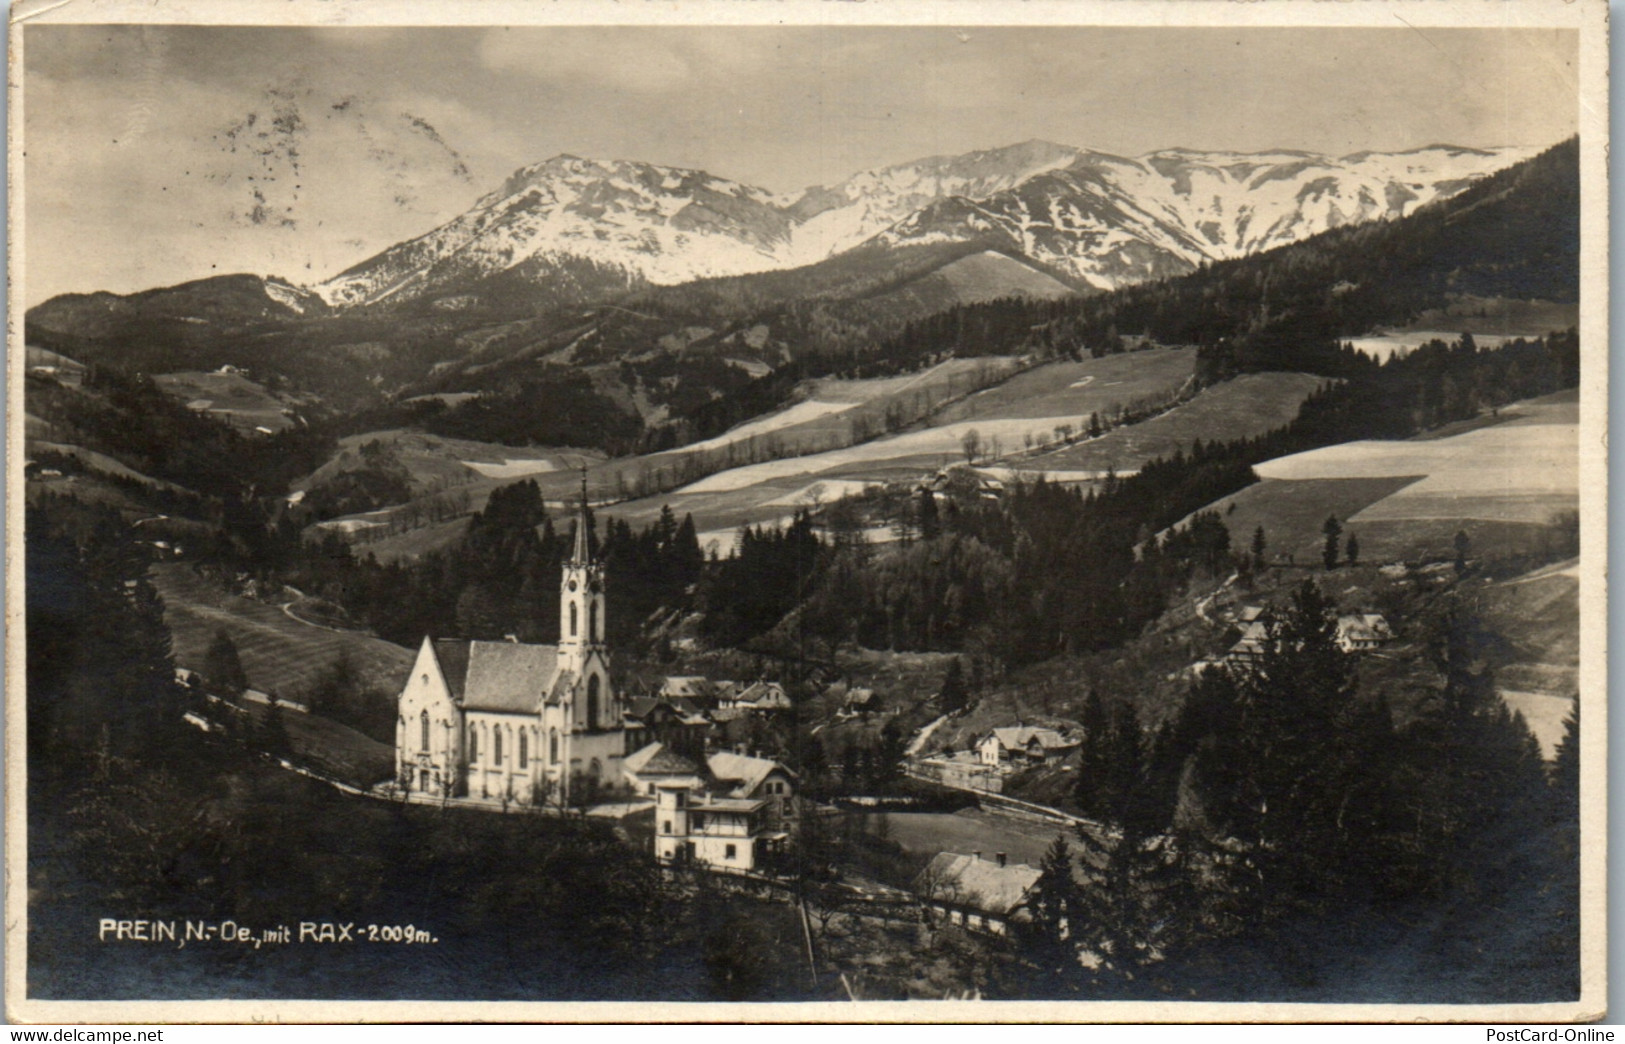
[
  {"x1": 504, "y1": 634, "x2": 519, "y2": 643},
  {"x1": 997, "y1": 852, "x2": 1007, "y2": 868},
  {"x1": 973, "y1": 850, "x2": 982, "y2": 861}
]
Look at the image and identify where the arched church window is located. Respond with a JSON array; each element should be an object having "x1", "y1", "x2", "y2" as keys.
[
  {"x1": 469, "y1": 727, "x2": 478, "y2": 762},
  {"x1": 570, "y1": 602, "x2": 578, "y2": 637},
  {"x1": 420, "y1": 710, "x2": 429, "y2": 751},
  {"x1": 590, "y1": 602, "x2": 599, "y2": 641},
  {"x1": 518, "y1": 730, "x2": 528, "y2": 769},
  {"x1": 494, "y1": 728, "x2": 503, "y2": 766},
  {"x1": 587, "y1": 675, "x2": 601, "y2": 727},
  {"x1": 550, "y1": 728, "x2": 560, "y2": 764}
]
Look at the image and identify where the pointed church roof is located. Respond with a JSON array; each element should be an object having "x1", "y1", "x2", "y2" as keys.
[
  {"x1": 571, "y1": 467, "x2": 591, "y2": 566},
  {"x1": 461, "y1": 640, "x2": 558, "y2": 714}
]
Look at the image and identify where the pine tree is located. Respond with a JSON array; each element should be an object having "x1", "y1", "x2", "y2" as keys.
[
  {"x1": 1251, "y1": 525, "x2": 1267, "y2": 569},
  {"x1": 938, "y1": 657, "x2": 968, "y2": 714},
  {"x1": 1321, "y1": 515, "x2": 1343, "y2": 571},
  {"x1": 203, "y1": 628, "x2": 248, "y2": 697},
  {"x1": 1014, "y1": 833, "x2": 1085, "y2": 994},
  {"x1": 1344, "y1": 531, "x2": 1360, "y2": 566}
]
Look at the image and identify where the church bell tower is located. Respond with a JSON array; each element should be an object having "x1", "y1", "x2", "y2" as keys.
[{"x1": 558, "y1": 468, "x2": 606, "y2": 683}]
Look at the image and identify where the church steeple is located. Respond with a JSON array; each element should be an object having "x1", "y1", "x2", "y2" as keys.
[
  {"x1": 570, "y1": 466, "x2": 591, "y2": 566},
  {"x1": 558, "y1": 466, "x2": 606, "y2": 685}
]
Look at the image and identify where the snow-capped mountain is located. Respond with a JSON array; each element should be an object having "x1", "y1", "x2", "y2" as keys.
[
  {"x1": 316, "y1": 142, "x2": 1537, "y2": 307},
  {"x1": 779, "y1": 140, "x2": 1088, "y2": 266},
  {"x1": 318, "y1": 155, "x2": 795, "y2": 307},
  {"x1": 871, "y1": 145, "x2": 1539, "y2": 290}
]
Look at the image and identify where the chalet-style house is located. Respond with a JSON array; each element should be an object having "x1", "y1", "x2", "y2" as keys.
[
  {"x1": 394, "y1": 496, "x2": 630, "y2": 804},
  {"x1": 1336, "y1": 613, "x2": 1394, "y2": 652},
  {"x1": 644, "y1": 747, "x2": 798, "y2": 872},
  {"x1": 913, "y1": 851, "x2": 1042, "y2": 935},
  {"x1": 977, "y1": 726, "x2": 1076, "y2": 767}
]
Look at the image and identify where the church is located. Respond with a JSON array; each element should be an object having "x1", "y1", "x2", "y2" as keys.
[{"x1": 394, "y1": 493, "x2": 633, "y2": 804}]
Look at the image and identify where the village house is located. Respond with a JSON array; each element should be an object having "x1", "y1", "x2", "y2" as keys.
[
  {"x1": 622, "y1": 694, "x2": 711, "y2": 760},
  {"x1": 912, "y1": 851, "x2": 1042, "y2": 935},
  {"x1": 659, "y1": 675, "x2": 719, "y2": 709},
  {"x1": 643, "y1": 748, "x2": 798, "y2": 872},
  {"x1": 977, "y1": 726, "x2": 1075, "y2": 768},
  {"x1": 393, "y1": 491, "x2": 630, "y2": 805},
  {"x1": 1336, "y1": 613, "x2": 1393, "y2": 652},
  {"x1": 653, "y1": 783, "x2": 789, "y2": 874},
  {"x1": 723, "y1": 680, "x2": 793, "y2": 712}
]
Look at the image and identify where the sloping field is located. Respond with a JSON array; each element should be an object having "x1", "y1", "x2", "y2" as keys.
[
  {"x1": 681, "y1": 398, "x2": 860, "y2": 453},
  {"x1": 297, "y1": 430, "x2": 597, "y2": 496},
  {"x1": 930, "y1": 347, "x2": 1196, "y2": 424},
  {"x1": 153, "y1": 370, "x2": 299, "y2": 433},
  {"x1": 1255, "y1": 397, "x2": 1576, "y2": 525},
  {"x1": 152, "y1": 563, "x2": 412, "y2": 705},
  {"x1": 664, "y1": 356, "x2": 1024, "y2": 462},
  {"x1": 1345, "y1": 298, "x2": 1578, "y2": 362},
  {"x1": 1174, "y1": 392, "x2": 1579, "y2": 566},
  {"x1": 29, "y1": 440, "x2": 192, "y2": 492},
  {"x1": 861, "y1": 250, "x2": 1075, "y2": 317},
  {"x1": 1478, "y1": 556, "x2": 1580, "y2": 760},
  {"x1": 1018, "y1": 372, "x2": 1327, "y2": 474},
  {"x1": 221, "y1": 696, "x2": 397, "y2": 785},
  {"x1": 1181, "y1": 477, "x2": 1424, "y2": 564},
  {"x1": 804, "y1": 357, "x2": 1017, "y2": 404}
]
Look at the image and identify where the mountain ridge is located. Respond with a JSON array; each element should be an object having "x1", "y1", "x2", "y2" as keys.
[{"x1": 313, "y1": 140, "x2": 1539, "y2": 308}]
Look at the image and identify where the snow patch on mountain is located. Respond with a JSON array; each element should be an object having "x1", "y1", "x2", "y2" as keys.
[{"x1": 314, "y1": 141, "x2": 1539, "y2": 307}]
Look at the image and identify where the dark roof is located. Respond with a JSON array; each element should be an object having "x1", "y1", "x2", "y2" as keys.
[
  {"x1": 432, "y1": 639, "x2": 471, "y2": 701},
  {"x1": 627, "y1": 696, "x2": 660, "y2": 719},
  {"x1": 461, "y1": 641, "x2": 558, "y2": 714}
]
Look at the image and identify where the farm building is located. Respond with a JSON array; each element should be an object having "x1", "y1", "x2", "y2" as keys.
[
  {"x1": 393, "y1": 490, "x2": 631, "y2": 805},
  {"x1": 913, "y1": 851, "x2": 1042, "y2": 935},
  {"x1": 977, "y1": 726, "x2": 1076, "y2": 767}
]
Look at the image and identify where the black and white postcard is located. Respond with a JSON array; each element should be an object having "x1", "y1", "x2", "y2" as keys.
[{"x1": 6, "y1": 0, "x2": 1608, "y2": 1023}]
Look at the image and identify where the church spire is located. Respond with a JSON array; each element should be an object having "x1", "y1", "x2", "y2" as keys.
[{"x1": 571, "y1": 466, "x2": 591, "y2": 565}]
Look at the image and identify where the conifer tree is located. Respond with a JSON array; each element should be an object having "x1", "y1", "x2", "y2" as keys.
[
  {"x1": 1322, "y1": 515, "x2": 1343, "y2": 570},
  {"x1": 204, "y1": 628, "x2": 248, "y2": 697}
]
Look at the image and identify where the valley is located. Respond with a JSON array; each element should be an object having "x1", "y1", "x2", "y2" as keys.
[{"x1": 23, "y1": 133, "x2": 1585, "y2": 1006}]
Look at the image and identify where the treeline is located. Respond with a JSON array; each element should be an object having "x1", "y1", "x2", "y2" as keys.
[
  {"x1": 283, "y1": 481, "x2": 705, "y2": 653},
  {"x1": 27, "y1": 368, "x2": 335, "y2": 502},
  {"x1": 784, "y1": 329, "x2": 1578, "y2": 667},
  {"x1": 417, "y1": 367, "x2": 645, "y2": 456},
  {"x1": 23, "y1": 495, "x2": 735, "y2": 1003},
  {"x1": 1009, "y1": 580, "x2": 1578, "y2": 1000}
]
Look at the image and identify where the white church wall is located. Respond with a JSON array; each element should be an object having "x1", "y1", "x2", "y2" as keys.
[{"x1": 396, "y1": 639, "x2": 460, "y2": 797}]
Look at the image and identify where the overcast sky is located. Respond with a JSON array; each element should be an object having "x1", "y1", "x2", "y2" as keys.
[{"x1": 23, "y1": 25, "x2": 1578, "y2": 305}]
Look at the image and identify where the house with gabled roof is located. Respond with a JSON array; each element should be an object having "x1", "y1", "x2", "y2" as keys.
[
  {"x1": 977, "y1": 726, "x2": 1076, "y2": 767},
  {"x1": 647, "y1": 748, "x2": 798, "y2": 873},
  {"x1": 726, "y1": 681, "x2": 792, "y2": 711},
  {"x1": 395, "y1": 483, "x2": 631, "y2": 805},
  {"x1": 1336, "y1": 613, "x2": 1393, "y2": 652},
  {"x1": 913, "y1": 851, "x2": 1042, "y2": 935}
]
